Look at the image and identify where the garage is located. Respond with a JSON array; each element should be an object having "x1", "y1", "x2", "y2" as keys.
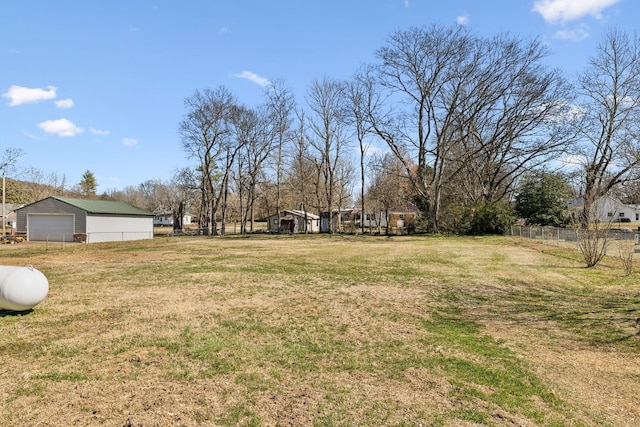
[
  {"x1": 15, "y1": 196, "x2": 154, "y2": 243},
  {"x1": 27, "y1": 214, "x2": 74, "y2": 242}
]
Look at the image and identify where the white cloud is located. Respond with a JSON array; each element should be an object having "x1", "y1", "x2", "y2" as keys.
[
  {"x1": 22, "y1": 131, "x2": 40, "y2": 140},
  {"x1": 456, "y1": 14, "x2": 470, "y2": 25},
  {"x1": 533, "y1": 0, "x2": 621, "y2": 24},
  {"x1": 3, "y1": 85, "x2": 56, "y2": 106},
  {"x1": 90, "y1": 128, "x2": 110, "y2": 136},
  {"x1": 218, "y1": 26, "x2": 230, "y2": 34},
  {"x1": 553, "y1": 26, "x2": 589, "y2": 41},
  {"x1": 38, "y1": 118, "x2": 84, "y2": 137},
  {"x1": 233, "y1": 71, "x2": 272, "y2": 88},
  {"x1": 122, "y1": 138, "x2": 138, "y2": 147},
  {"x1": 55, "y1": 98, "x2": 74, "y2": 109}
]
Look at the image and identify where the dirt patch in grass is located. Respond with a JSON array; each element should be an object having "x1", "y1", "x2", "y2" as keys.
[{"x1": 1, "y1": 235, "x2": 638, "y2": 426}]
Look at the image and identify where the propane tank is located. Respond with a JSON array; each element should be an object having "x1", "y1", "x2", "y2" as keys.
[{"x1": 0, "y1": 266, "x2": 49, "y2": 311}]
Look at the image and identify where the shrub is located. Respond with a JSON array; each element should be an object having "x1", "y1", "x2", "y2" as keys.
[{"x1": 468, "y1": 201, "x2": 516, "y2": 235}]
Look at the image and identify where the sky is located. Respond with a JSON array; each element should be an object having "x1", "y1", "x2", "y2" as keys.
[{"x1": 1, "y1": 0, "x2": 637, "y2": 192}]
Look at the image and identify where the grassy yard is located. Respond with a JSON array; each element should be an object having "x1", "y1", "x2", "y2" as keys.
[{"x1": 0, "y1": 235, "x2": 638, "y2": 426}]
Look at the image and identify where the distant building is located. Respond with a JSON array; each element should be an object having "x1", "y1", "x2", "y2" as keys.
[
  {"x1": 153, "y1": 210, "x2": 174, "y2": 227},
  {"x1": 567, "y1": 195, "x2": 640, "y2": 223},
  {"x1": 2, "y1": 203, "x2": 23, "y2": 232},
  {"x1": 153, "y1": 210, "x2": 193, "y2": 227},
  {"x1": 325, "y1": 206, "x2": 419, "y2": 234},
  {"x1": 266, "y1": 210, "x2": 320, "y2": 233}
]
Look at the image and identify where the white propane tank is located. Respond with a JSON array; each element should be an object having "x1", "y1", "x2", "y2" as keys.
[{"x1": 0, "y1": 266, "x2": 49, "y2": 311}]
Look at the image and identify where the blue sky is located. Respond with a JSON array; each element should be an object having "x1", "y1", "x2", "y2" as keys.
[{"x1": 1, "y1": 0, "x2": 636, "y2": 192}]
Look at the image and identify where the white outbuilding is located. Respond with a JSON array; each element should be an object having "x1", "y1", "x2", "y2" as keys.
[
  {"x1": 15, "y1": 197, "x2": 154, "y2": 243},
  {"x1": 266, "y1": 209, "x2": 320, "y2": 233}
]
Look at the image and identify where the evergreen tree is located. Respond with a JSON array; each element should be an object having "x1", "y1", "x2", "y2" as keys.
[
  {"x1": 79, "y1": 170, "x2": 97, "y2": 198},
  {"x1": 515, "y1": 170, "x2": 569, "y2": 226}
]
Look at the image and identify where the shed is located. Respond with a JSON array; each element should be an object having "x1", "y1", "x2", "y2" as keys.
[
  {"x1": 15, "y1": 197, "x2": 154, "y2": 243},
  {"x1": 266, "y1": 210, "x2": 320, "y2": 233}
]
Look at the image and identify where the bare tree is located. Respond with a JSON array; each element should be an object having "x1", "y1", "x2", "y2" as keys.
[
  {"x1": 619, "y1": 238, "x2": 635, "y2": 276},
  {"x1": 179, "y1": 87, "x2": 238, "y2": 235},
  {"x1": 367, "y1": 153, "x2": 411, "y2": 234},
  {"x1": 19, "y1": 167, "x2": 64, "y2": 202},
  {"x1": 306, "y1": 77, "x2": 350, "y2": 233},
  {"x1": 135, "y1": 179, "x2": 166, "y2": 211},
  {"x1": 107, "y1": 185, "x2": 144, "y2": 208},
  {"x1": 219, "y1": 144, "x2": 244, "y2": 236},
  {"x1": 0, "y1": 147, "x2": 23, "y2": 175},
  {"x1": 576, "y1": 29, "x2": 640, "y2": 226},
  {"x1": 364, "y1": 25, "x2": 474, "y2": 233},
  {"x1": 172, "y1": 167, "x2": 200, "y2": 230},
  {"x1": 333, "y1": 157, "x2": 355, "y2": 232},
  {"x1": 264, "y1": 79, "x2": 296, "y2": 224},
  {"x1": 443, "y1": 34, "x2": 576, "y2": 230},
  {"x1": 232, "y1": 105, "x2": 271, "y2": 234},
  {"x1": 366, "y1": 25, "x2": 575, "y2": 233},
  {"x1": 283, "y1": 110, "x2": 316, "y2": 231},
  {"x1": 346, "y1": 67, "x2": 381, "y2": 233},
  {"x1": 576, "y1": 203, "x2": 613, "y2": 268}
]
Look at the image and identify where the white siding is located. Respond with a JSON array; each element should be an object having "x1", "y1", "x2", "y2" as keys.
[
  {"x1": 86, "y1": 215, "x2": 153, "y2": 243},
  {"x1": 596, "y1": 197, "x2": 640, "y2": 223}
]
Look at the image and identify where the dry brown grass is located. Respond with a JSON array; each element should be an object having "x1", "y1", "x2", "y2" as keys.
[{"x1": 0, "y1": 235, "x2": 638, "y2": 426}]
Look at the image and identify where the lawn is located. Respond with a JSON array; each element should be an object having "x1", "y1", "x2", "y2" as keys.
[{"x1": 0, "y1": 235, "x2": 638, "y2": 426}]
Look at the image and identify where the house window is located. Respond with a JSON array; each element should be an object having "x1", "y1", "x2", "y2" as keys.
[
  {"x1": 636, "y1": 213, "x2": 639, "y2": 221},
  {"x1": 619, "y1": 212, "x2": 625, "y2": 218},
  {"x1": 607, "y1": 212, "x2": 614, "y2": 217}
]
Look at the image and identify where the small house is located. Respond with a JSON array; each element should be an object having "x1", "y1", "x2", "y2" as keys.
[
  {"x1": 568, "y1": 195, "x2": 640, "y2": 224},
  {"x1": 153, "y1": 210, "x2": 193, "y2": 227},
  {"x1": 2, "y1": 203, "x2": 23, "y2": 232},
  {"x1": 153, "y1": 210, "x2": 174, "y2": 227}
]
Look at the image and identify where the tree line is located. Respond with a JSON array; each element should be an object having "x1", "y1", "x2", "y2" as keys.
[
  {"x1": 173, "y1": 24, "x2": 640, "y2": 235},
  {"x1": 4, "y1": 24, "x2": 640, "y2": 235}
]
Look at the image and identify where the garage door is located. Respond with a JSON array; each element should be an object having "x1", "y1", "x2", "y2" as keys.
[{"x1": 28, "y1": 214, "x2": 74, "y2": 242}]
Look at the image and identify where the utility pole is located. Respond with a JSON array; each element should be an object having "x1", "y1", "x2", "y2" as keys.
[{"x1": 2, "y1": 172, "x2": 5, "y2": 236}]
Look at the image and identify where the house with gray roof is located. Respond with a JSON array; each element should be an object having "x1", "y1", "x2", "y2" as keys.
[{"x1": 15, "y1": 197, "x2": 154, "y2": 243}]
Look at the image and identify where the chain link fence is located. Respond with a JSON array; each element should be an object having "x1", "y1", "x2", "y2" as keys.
[{"x1": 507, "y1": 225, "x2": 638, "y2": 245}]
